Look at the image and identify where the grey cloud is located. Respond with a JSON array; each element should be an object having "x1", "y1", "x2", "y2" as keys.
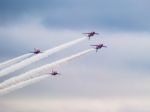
[
  {"x1": 42, "y1": 0, "x2": 150, "y2": 31},
  {"x1": 0, "y1": 0, "x2": 150, "y2": 31},
  {"x1": 0, "y1": 0, "x2": 64, "y2": 25},
  {"x1": 0, "y1": 0, "x2": 58, "y2": 13}
]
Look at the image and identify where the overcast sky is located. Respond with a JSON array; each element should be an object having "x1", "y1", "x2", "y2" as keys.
[{"x1": 0, "y1": 0, "x2": 150, "y2": 112}]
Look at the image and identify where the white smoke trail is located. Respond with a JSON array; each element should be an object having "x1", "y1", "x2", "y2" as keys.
[
  {"x1": 0, "y1": 49, "x2": 94, "y2": 90},
  {"x1": 0, "y1": 37, "x2": 86, "y2": 77},
  {"x1": 0, "y1": 53, "x2": 32, "y2": 70},
  {"x1": 0, "y1": 75, "x2": 49, "y2": 96}
]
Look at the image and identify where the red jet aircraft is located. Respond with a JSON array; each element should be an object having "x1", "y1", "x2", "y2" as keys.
[
  {"x1": 49, "y1": 70, "x2": 60, "y2": 76},
  {"x1": 83, "y1": 31, "x2": 99, "y2": 39},
  {"x1": 91, "y1": 44, "x2": 107, "y2": 52},
  {"x1": 30, "y1": 48, "x2": 42, "y2": 54}
]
